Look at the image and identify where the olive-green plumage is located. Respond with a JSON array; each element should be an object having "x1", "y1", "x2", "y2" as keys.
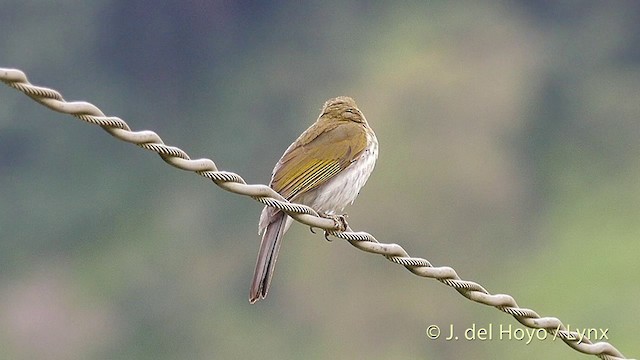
[
  {"x1": 272, "y1": 118, "x2": 368, "y2": 200},
  {"x1": 250, "y1": 96, "x2": 378, "y2": 303}
]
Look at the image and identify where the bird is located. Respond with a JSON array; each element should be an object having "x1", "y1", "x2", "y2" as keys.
[{"x1": 249, "y1": 96, "x2": 378, "y2": 303}]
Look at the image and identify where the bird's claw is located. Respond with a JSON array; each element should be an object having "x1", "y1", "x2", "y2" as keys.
[
  {"x1": 319, "y1": 213, "x2": 348, "y2": 242},
  {"x1": 331, "y1": 214, "x2": 349, "y2": 231}
]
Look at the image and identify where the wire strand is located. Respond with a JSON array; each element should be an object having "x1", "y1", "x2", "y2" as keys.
[{"x1": 0, "y1": 67, "x2": 633, "y2": 360}]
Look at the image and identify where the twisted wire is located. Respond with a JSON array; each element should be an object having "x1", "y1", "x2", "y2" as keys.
[{"x1": 0, "y1": 67, "x2": 633, "y2": 360}]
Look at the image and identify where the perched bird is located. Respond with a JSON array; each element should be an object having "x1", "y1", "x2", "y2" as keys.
[{"x1": 249, "y1": 96, "x2": 378, "y2": 303}]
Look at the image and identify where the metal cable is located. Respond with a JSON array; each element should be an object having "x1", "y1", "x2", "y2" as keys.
[{"x1": 0, "y1": 67, "x2": 634, "y2": 360}]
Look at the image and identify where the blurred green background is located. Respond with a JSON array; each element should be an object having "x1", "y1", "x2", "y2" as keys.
[{"x1": 1, "y1": 1, "x2": 639, "y2": 359}]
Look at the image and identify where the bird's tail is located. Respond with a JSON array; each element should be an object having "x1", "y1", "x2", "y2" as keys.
[{"x1": 249, "y1": 211, "x2": 288, "y2": 303}]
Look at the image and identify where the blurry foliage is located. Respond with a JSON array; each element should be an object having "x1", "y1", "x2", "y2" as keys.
[{"x1": 1, "y1": 1, "x2": 639, "y2": 359}]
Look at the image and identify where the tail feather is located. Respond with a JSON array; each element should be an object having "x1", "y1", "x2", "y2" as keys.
[{"x1": 249, "y1": 211, "x2": 289, "y2": 303}]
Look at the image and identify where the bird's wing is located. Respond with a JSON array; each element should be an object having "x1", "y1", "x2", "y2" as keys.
[{"x1": 271, "y1": 121, "x2": 368, "y2": 201}]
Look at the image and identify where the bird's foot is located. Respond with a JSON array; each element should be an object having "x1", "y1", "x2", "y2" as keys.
[
  {"x1": 320, "y1": 213, "x2": 349, "y2": 241},
  {"x1": 309, "y1": 213, "x2": 349, "y2": 241}
]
